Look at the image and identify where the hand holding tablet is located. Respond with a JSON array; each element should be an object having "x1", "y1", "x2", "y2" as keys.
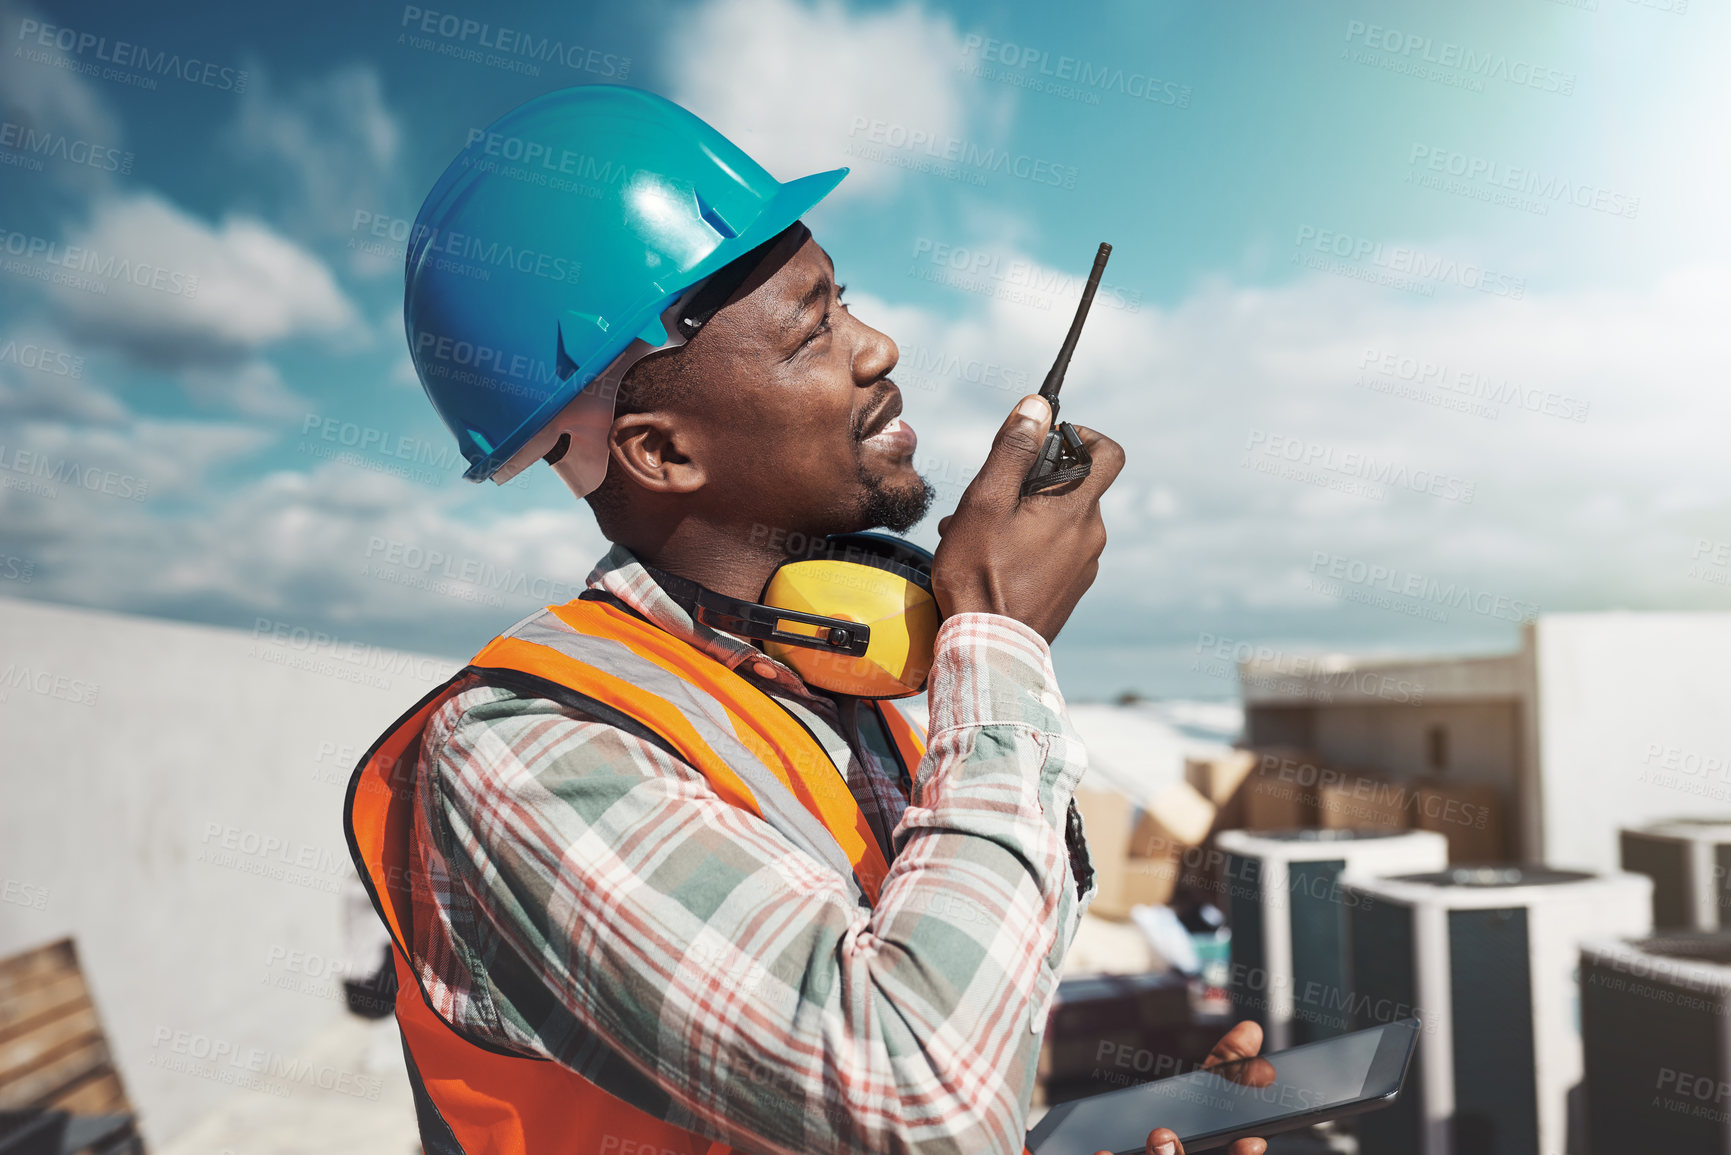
[
  {"x1": 1127, "y1": 1022, "x2": 1274, "y2": 1155},
  {"x1": 1030, "y1": 1017, "x2": 1420, "y2": 1155}
]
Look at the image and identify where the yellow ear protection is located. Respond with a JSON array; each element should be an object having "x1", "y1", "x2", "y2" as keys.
[{"x1": 645, "y1": 532, "x2": 938, "y2": 699}]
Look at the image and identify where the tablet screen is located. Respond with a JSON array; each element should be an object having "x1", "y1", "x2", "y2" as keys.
[{"x1": 1030, "y1": 1027, "x2": 1385, "y2": 1155}]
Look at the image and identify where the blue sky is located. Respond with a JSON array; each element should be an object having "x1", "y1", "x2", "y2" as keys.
[{"x1": 1, "y1": 0, "x2": 1726, "y2": 700}]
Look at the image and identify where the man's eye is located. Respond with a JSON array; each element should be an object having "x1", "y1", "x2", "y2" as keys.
[
  {"x1": 801, "y1": 311, "x2": 831, "y2": 349},
  {"x1": 797, "y1": 285, "x2": 847, "y2": 352}
]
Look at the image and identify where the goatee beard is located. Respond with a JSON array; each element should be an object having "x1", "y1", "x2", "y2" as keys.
[{"x1": 856, "y1": 463, "x2": 934, "y2": 534}]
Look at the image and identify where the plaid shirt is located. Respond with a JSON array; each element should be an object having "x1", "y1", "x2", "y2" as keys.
[{"x1": 408, "y1": 543, "x2": 1098, "y2": 1154}]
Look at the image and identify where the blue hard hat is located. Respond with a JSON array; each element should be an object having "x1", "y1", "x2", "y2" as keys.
[{"x1": 404, "y1": 85, "x2": 847, "y2": 483}]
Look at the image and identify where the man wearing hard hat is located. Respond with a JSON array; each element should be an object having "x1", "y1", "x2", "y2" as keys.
[{"x1": 346, "y1": 86, "x2": 1266, "y2": 1155}]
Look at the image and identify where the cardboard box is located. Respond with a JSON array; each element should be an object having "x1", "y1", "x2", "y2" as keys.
[
  {"x1": 1073, "y1": 784, "x2": 1135, "y2": 914},
  {"x1": 1413, "y1": 778, "x2": 1507, "y2": 863},
  {"x1": 1074, "y1": 784, "x2": 1133, "y2": 859},
  {"x1": 1060, "y1": 912, "x2": 1163, "y2": 977},
  {"x1": 1239, "y1": 749, "x2": 1325, "y2": 830},
  {"x1": 1076, "y1": 783, "x2": 1204, "y2": 920},
  {"x1": 1186, "y1": 750, "x2": 1258, "y2": 808},
  {"x1": 1121, "y1": 853, "x2": 1183, "y2": 910},
  {"x1": 1130, "y1": 782, "x2": 1218, "y2": 857},
  {"x1": 1090, "y1": 849, "x2": 1183, "y2": 920},
  {"x1": 1317, "y1": 774, "x2": 1409, "y2": 832}
]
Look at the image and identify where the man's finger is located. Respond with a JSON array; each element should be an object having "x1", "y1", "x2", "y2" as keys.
[
  {"x1": 1204, "y1": 1020, "x2": 1265, "y2": 1068},
  {"x1": 937, "y1": 515, "x2": 953, "y2": 536},
  {"x1": 1145, "y1": 1127, "x2": 1183, "y2": 1155},
  {"x1": 967, "y1": 394, "x2": 1052, "y2": 504},
  {"x1": 1064, "y1": 425, "x2": 1126, "y2": 499}
]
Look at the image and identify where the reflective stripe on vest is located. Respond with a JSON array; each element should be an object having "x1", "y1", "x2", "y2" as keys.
[{"x1": 344, "y1": 596, "x2": 927, "y2": 1155}]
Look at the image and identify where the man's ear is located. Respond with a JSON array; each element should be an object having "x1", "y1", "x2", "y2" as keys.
[{"x1": 609, "y1": 410, "x2": 706, "y2": 495}]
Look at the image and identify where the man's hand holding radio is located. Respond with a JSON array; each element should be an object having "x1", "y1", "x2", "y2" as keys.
[{"x1": 931, "y1": 393, "x2": 1125, "y2": 643}]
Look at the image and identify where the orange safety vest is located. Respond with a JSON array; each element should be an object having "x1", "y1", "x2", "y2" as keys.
[{"x1": 344, "y1": 591, "x2": 936, "y2": 1155}]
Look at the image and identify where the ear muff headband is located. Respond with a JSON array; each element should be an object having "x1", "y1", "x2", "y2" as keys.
[{"x1": 645, "y1": 533, "x2": 938, "y2": 699}]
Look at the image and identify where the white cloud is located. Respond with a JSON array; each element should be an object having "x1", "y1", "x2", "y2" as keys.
[
  {"x1": 0, "y1": 410, "x2": 270, "y2": 505},
  {"x1": 1, "y1": 446, "x2": 609, "y2": 659},
  {"x1": 0, "y1": 367, "x2": 127, "y2": 426},
  {"x1": 666, "y1": 0, "x2": 971, "y2": 199},
  {"x1": 0, "y1": 321, "x2": 123, "y2": 424},
  {"x1": 223, "y1": 64, "x2": 402, "y2": 240},
  {"x1": 0, "y1": 335, "x2": 603, "y2": 655},
  {"x1": 48, "y1": 191, "x2": 359, "y2": 369},
  {"x1": 179, "y1": 360, "x2": 309, "y2": 420}
]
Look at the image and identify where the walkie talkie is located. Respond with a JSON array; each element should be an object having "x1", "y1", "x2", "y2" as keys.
[{"x1": 1022, "y1": 242, "x2": 1112, "y2": 496}]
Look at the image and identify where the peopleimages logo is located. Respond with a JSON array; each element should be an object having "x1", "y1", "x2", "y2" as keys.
[
  {"x1": 1191, "y1": 633, "x2": 1426, "y2": 705},
  {"x1": 958, "y1": 34, "x2": 1192, "y2": 108},
  {"x1": 247, "y1": 617, "x2": 452, "y2": 690},
  {"x1": 0, "y1": 664, "x2": 100, "y2": 707},
  {"x1": 1407, "y1": 145, "x2": 1640, "y2": 219},
  {"x1": 848, "y1": 119, "x2": 1079, "y2": 189},
  {"x1": 351, "y1": 210, "x2": 581, "y2": 284},
  {"x1": 410, "y1": 331, "x2": 561, "y2": 389},
  {"x1": 1293, "y1": 226, "x2": 1524, "y2": 299},
  {"x1": 1342, "y1": 20, "x2": 1576, "y2": 96},
  {"x1": 1307, "y1": 551, "x2": 1540, "y2": 624},
  {"x1": 0, "y1": 443, "x2": 150, "y2": 501},
  {"x1": 895, "y1": 343, "x2": 1032, "y2": 395},
  {"x1": 0, "y1": 121, "x2": 133, "y2": 174},
  {"x1": 0, "y1": 229, "x2": 199, "y2": 298},
  {"x1": 909, "y1": 238, "x2": 1142, "y2": 311},
  {"x1": 0, "y1": 339, "x2": 84, "y2": 378},
  {"x1": 361, "y1": 536, "x2": 581, "y2": 605},
  {"x1": 1358, "y1": 348, "x2": 1590, "y2": 423},
  {"x1": 15, "y1": 18, "x2": 249, "y2": 92},
  {"x1": 397, "y1": 6, "x2": 631, "y2": 79},
  {"x1": 1243, "y1": 429, "x2": 1476, "y2": 504},
  {"x1": 460, "y1": 128, "x2": 642, "y2": 190}
]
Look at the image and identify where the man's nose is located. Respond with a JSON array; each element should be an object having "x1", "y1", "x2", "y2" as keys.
[{"x1": 852, "y1": 318, "x2": 898, "y2": 385}]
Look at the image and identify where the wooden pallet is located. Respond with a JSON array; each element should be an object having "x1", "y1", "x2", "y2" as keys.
[{"x1": 0, "y1": 938, "x2": 143, "y2": 1153}]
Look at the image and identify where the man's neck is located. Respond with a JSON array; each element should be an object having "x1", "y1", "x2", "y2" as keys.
[{"x1": 629, "y1": 522, "x2": 792, "y2": 604}]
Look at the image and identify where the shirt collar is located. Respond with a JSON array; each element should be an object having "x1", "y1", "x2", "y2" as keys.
[{"x1": 584, "y1": 542, "x2": 800, "y2": 683}]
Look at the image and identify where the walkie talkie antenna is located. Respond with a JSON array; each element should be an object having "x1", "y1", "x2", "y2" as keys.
[{"x1": 1023, "y1": 242, "x2": 1111, "y2": 496}]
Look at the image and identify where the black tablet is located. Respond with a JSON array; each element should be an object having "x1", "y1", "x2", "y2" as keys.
[{"x1": 1026, "y1": 1017, "x2": 1420, "y2": 1155}]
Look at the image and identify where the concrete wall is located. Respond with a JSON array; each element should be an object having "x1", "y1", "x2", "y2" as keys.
[
  {"x1": 1530, "y1": 613, "x2": 1731, "y2": 873},
  {"x1": 0, "y1": 596, "x2": 460, "y2": 1145},
  {"x1": 1239, "y1": 651, "x2": 1526, "y2": 707}
]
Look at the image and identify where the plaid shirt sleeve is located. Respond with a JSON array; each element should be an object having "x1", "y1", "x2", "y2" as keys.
[{"x1": 410, "y1": 610, "x2": 1096, "y2": 1155}]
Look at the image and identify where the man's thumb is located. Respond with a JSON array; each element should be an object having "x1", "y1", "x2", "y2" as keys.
[{"x1": 975, "y1": 394, "x2": 1051, "y2": 496}]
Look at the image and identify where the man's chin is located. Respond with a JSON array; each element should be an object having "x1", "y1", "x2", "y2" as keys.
[{"x1": 856, "y1": 467, "x2": 935, "y2": 535}]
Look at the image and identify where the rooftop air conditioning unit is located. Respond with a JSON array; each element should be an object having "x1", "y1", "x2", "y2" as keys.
[
  {"x1": 1216, "y1": 828, "x2": 1448, "y2": 1051},
  {"x1": 1580, "y1": 932, "x2": 1731, "y2": 1154},
  {"x1": 1619, "y1": 819, "x2": 1731, "y2": 930},
  {"x1": 1344, "y1": 866, "x2": 1651, "y2": 1155}
]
